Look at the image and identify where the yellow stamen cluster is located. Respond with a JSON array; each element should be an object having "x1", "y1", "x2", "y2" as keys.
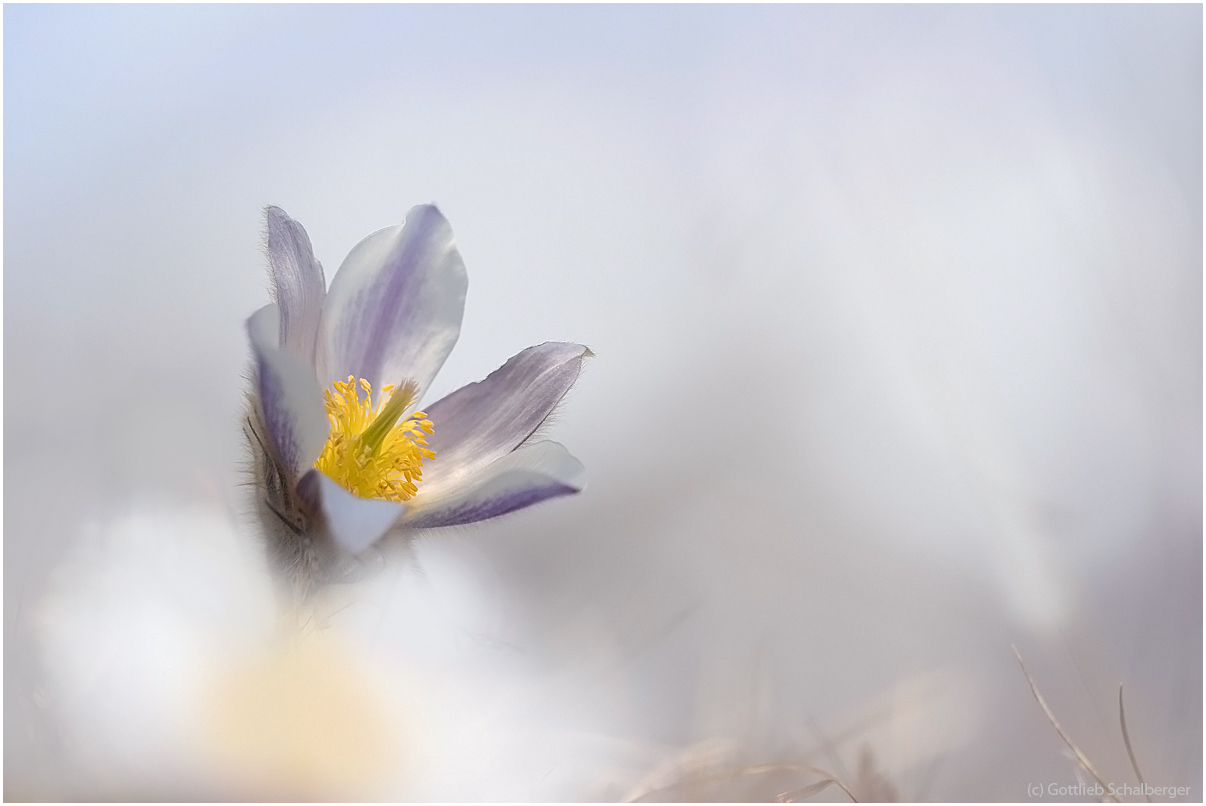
[{"x1": 314, "y1": 376, "x2": 435, "y2": 502}]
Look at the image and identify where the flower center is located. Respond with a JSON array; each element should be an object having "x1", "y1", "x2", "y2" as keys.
[{"x1": 314, "y1": 376, "x2": 435, "y2": 502}]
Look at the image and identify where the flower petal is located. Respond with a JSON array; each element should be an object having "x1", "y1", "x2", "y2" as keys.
[
  {"x1": 318, "y1": 204, "x2": 467, "y2": 400},
  {"x1": 419, "y1": 342, "x2": 590, "y2": 492},
  {"x1": 247, "y1": 304, "x2": 330, "y2": 480},
  {"x1": 266, "y1": 206, "x2": 327, "y2": 365},
  {"x1": 296, "y1": 470, "x2": 405, "y2": 555},
  {"x1": 401, "y1": 440, "x2": 585, "y2": 529}
]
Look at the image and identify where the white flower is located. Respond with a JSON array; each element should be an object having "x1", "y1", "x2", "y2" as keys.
[{"x1": 246, "y1": 205, "x2": 587, "y2": 587}]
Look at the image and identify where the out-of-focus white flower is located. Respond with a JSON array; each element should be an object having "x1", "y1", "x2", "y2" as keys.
[
  {"x1": 34, "y1": 505, "x2": 422, "y2": 800},
  {"x1": 246, "y1": 206, "x2": 588, "y2": 587}
]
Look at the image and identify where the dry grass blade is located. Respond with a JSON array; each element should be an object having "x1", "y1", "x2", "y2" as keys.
[
  {"x1": 735, "y1": 764, "x2": 857, "y2": 803},
  {"x1": 625, "y1": 760, "x2": 857, "y2": 803},
  {"x1": 776, "y1": 776, "x2": 839, "y2": 802},
  {"x1": 1119, "y1": 685, "x2": 1151, "y2": 803},
  {"x1": 1012, "y1": 646, "x2": 1119, "y2": 802}
]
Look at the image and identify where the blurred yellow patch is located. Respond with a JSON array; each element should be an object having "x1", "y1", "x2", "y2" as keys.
[{"x1": 205, "y1": 630, "x2": 402, "y2": 800}]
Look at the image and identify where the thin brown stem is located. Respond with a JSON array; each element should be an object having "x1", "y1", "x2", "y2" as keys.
[
  {"x1": 1119, "y1": 685, "x2": 1151, "y2": 803},
  {"x1": 1012, "y1": 646, "x2": 1119, "y2": 802}
]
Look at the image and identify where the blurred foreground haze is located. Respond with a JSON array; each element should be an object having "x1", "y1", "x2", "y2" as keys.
[{"x1": 5, "y1": 5, "x2": 1202, "y2": 801}]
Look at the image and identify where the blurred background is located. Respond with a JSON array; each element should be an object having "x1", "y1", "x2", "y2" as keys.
[{"x1": 5, "y1": 5, "x2": 1201, "y2": 800}]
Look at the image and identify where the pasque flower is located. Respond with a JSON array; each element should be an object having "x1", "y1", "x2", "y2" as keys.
[{"x1": 246, "y1": 205, "x2": 587, "y2": 587}]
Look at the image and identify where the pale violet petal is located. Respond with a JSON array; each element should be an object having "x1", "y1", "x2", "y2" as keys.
[
  {"x1": 420, "y1": 342, "x2": 590, "y2": 491},
  {"x1": 247, "y1": 304, "x2": 330, "y2": 480},
  {"x1": 266, "y1": 206, "x2": 326, "y2": 365},
  {"x1": 247, "y1": 301, "x2": 280, "y2": 349},
  {"x1": 317, "y1": 204, "x2": 467, "y2": 400},
  {"x1": 401, "y1": 441, "x2": 585, "y2": 529},
  {"x1": 296, "y1": 470, "x2": 405, "y2": 555}
]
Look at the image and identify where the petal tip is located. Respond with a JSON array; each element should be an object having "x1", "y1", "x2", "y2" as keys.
[
  {"x1": 405, "y1": 202, "x2": 448, "y2": 227},
  {"x1": 246, "y1": 303, "x2": 281, "y2": 351},
  {"x1": 263, "y1": 205, "x2": 297, "y2": 230},
  {"x1": 558, "y1": 449, "x2": 588, "y2": 492}
]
